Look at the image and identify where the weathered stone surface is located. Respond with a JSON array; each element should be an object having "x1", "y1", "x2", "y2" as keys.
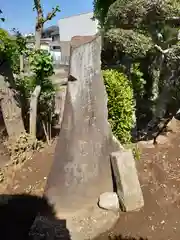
[
  {"x1": 71, "y1": 35, "x2": 96, "y2": 50},
  {"x1": 110, "y1": 150, "x2": 144, "y2": 212},
  {"x1": 98, "y1": 192, "x2": 119, "y2": 211},
  {"x1": 44, "y1": 35, "x2": 120, "y2": 213},
  {"x1": 0, "y1": 75, "x2": 25, "y2": 140}
]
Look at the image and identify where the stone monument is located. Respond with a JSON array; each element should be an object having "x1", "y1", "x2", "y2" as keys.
[
  {"x1": 44, "y1": 35, "x2": 120, "y2": 213},
  {"x1": 31, "y1": 35, "x2": 144, "y2": 240}
]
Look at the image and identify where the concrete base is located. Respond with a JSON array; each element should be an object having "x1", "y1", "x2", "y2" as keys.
[{"x1": 30, "y1": 204, "x2": 119, "y2": 240}]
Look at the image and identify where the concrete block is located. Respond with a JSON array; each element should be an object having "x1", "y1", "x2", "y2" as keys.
[{"x1": 110, "y1": 150, "x2": 144, "y2": 212}]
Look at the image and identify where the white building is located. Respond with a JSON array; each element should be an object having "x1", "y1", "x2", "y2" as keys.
[
  {"x1": 58, "y1": 12, "x2": 98, "y2": 42},
  {"x1": 26, "y1": 29, "x2": 61, "y2": 65},
  {"x1": 58, "y1": 12, "x2": 99, "y2": 64}
]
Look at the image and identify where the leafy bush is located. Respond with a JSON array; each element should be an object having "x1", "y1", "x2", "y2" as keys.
[
  {"x1": 28, "y1": 49, "x2": 54, "y2": 84},
  {"x1": 0, "y1": 29, "x2": 18, "y2": 71},
  {"x1": 103, "y1": 69, "x2": 134, "y2": 143},
  {"x1": 15, "y1": 50, "x2": 56, "y2": 141},
  {"x1": 28, "y1": 50, "x2": 55, "y2": 141},
  {"x1": 15, "y1": 74, "x2": 55, "y2": 132},
  {"x1": 0, "y1": 28, "x2": 26, "y2": 74}
]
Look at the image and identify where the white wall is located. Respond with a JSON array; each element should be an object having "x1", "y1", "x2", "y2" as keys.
[
  {"x1": 40, "y1": 44, "x2": 50, "y2": 52},
  {"x1": 50, "y1": 50, "x2": 61, "y2": 61},
  {"x1": 58, "y1": 12, "x2": 98, "y2": 41},
  {"x1": 26, "y1": 42, "x2": 50, "y2": 51}
]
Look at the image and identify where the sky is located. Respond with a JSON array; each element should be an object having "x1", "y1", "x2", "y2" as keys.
[{"x1": 1, "y1": 0, "x2": 93, "y2": 34}]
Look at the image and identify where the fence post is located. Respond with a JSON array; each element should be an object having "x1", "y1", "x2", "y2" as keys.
[{"x1": 30, "y1": 85, "x2": 41, "y2": 137}]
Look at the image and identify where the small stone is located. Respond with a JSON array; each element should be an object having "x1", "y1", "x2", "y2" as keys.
[{"x1": 98, "y1": 192, "x2": 119, "y2": 211}]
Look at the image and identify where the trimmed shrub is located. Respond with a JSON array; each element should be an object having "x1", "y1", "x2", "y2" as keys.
[{"x1": 103, "y1": 69, "x2": 134, "y2": 144}]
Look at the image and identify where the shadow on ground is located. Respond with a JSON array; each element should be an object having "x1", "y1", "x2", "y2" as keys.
[
  {"x1": 109, "y1": 236, "x2": 148, "y2": 240},
  {"x1": 0, "y1": 193, "x2": 148, "y2": 240},
  {"x1": 0, "y1": 194, "x2": 71, "y2": 240}
]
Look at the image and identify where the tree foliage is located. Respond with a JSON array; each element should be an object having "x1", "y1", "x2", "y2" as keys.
[
  {"x1": 105, "y1": 28, "x2": 153, "y2": 59},
  {"x1": 94, "y1": 0, "x2": 180, "y2": 64},
  {"x1": 130, "y1": 63, "x2": 146, "y2": 99},
  {"x1": 93, "y1": 0, "x2": 115, "y2": 27},
  {"x1": 0, "y1": 28, "x2": 26, "y2": 74},
  {"x1": 0, "y1": 5, "x2": 57, "y2": 142},
  {"x1": 95, "y1": 0, "x2": 180, "y2": 139},
  {"x1": 28, "y1": 49, "x2": 54, "y2": 83},
  {"x1": 103, "y1": 0, "x2": 180, "y2": 60},
  {"x1": 28, "y1": 49, "x2": 55, "y2": 125},
  {"x1": 16, "y1": 49, "x2": 56, "y2": 140}
]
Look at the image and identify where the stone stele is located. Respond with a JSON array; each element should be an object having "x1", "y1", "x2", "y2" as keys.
[{"x1": 39, "y1": 35, "x2": 122, "y2": 239}]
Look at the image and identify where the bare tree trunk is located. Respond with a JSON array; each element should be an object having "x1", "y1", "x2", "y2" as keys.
[
  {"x1": 33, "y1": 0, "x2": 60, "y2": 49},
  {"x1": 0, "y1": 80, "x2": 25, "y2": 140},
  {"x1": 35, "y1": 29, "x2": 42, "y2": 49},
  {"x1": 42, "y1": 120, "x2": 50, "y2": 145},
  {"x1": 30, "y1": 85, "x2": 41, "y2": 137}
]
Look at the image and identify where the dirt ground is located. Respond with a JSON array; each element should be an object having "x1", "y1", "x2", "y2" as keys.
[
  {"x1": 1, "y1": 122, "x2": 180, "y2": 239},
  {"x1": 0, "y1": 142, "x2": 56, "y2": 196}
]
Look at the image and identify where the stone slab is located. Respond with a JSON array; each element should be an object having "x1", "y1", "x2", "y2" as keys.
[{"x1": 110, "y1": 150, "x2": 144, "y2": 212}]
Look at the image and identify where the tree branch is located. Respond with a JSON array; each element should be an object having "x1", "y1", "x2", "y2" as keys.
[
  {"x1": 34, "y1": 0, "x2": 43, "y2": 17},
  {"x1": 43, "y1": 6, "x2": 60, "y2": 23},
  {"x1": 154, "y1": 44, "x2": 170, "y2": 54}
]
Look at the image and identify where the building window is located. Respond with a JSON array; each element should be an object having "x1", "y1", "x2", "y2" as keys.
[{"x1": 52, "y1": 46, "x2": 61, "y2": 50}]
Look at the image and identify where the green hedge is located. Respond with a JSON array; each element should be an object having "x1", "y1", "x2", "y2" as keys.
[{"x1": 103, "y1": 69, "x2": 134, "y2": 144}]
